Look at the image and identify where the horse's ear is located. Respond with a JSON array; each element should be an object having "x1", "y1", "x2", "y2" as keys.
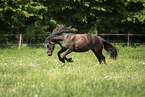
[{"x1": 47, "y1": 36, "x2": 50, "y2": 39}]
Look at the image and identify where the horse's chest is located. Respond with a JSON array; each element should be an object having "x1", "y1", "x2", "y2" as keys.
[
  {"x1": 62, "y1": 36, "x2": 74, "y2": 48},
  {"x1": 62, "y1": 41, "x2": 72, "y2": 47}
]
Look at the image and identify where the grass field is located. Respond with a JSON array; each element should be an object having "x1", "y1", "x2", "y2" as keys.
[{"x1": 0, "y1": 44, "x2": 145, "y2": 97}]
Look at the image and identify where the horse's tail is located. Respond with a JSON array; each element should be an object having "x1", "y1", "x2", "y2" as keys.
[{"x1": 102, "y1": 38, "x2": 117, "y2": 59}]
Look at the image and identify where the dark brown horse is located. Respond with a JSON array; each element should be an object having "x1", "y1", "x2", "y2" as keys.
[{"x1": 46, "y1": 27, "x2": 117, "y2": 64}]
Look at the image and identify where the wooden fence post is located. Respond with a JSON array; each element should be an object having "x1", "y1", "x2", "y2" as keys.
[
  {"x1": 127, "y1": 33, "x2": 130, "y2": 47},
  {"x1": 19, "y1": 34, "x2": 22, "y2": 49}
]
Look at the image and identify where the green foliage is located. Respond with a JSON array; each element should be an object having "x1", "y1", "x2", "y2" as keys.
[
  {"x1": 0, "y1": 0, "x2": 48, "y2": 33},
  {"x1": 24, "y1": 21, "x2": 48, "y2": 44},
  {"x1": 0, "y1": 0, "x2": 145, "y2": 43}
]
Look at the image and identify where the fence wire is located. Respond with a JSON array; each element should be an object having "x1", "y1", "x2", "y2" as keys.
[{"x1": 0, "y1": 34, "x2": 145, "y2": 48}]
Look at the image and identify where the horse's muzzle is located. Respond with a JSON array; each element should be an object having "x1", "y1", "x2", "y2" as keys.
[
  {"x1": 47, "y1": 53, "x2": 52, "y2": 56},
  {"x1": 47, "y1": 50, "x2": 53, "y2": 56}
]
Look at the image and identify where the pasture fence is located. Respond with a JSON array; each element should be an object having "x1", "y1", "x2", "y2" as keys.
[
  {"x1": 98, "y1": 33, "x2": 145, "y2": 47},
  {"x1": 0, "y1": 33, "x2": 144, "y2": 48}
]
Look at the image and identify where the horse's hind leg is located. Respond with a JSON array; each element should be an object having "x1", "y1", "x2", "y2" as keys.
[
  {"x1": 92, "y1": 49, "x2": 106, "y2": 64},
  {"x1": 62, "y1": 49, "x2": 73, "y2": 62}
]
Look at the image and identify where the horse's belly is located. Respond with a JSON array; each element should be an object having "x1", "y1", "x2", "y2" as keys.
[
  {"x1": 74, "y1": 49, "x2": 90, "y2": 52},
  {"x1": 73, "y1": 44, "x2": 91, "y2": 52}
]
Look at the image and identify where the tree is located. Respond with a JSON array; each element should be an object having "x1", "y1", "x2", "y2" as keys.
[{"x1": 0, "y1": 0, "x2": 144, "y2": 44}]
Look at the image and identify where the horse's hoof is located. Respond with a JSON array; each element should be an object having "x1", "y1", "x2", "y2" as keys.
[
  {"x1": 67, "y1": 58, "x2": 73, "y2": 62},
  {"x1": 60, "y1": 59, "x2": 65, "y2": 63}
]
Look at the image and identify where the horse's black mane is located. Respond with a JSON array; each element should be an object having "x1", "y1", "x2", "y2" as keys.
[{"x1": 52, "y1": 27, "x2": 76, "y2": 35}]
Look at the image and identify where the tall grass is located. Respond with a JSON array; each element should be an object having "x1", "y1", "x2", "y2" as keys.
[{"x1": 0, "y1": 45, "x2": 145, "y2": 97}]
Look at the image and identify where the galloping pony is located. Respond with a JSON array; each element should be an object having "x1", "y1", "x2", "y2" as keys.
[{"x1": 45, "y1": 27, "x2": 117, "y2": 64}]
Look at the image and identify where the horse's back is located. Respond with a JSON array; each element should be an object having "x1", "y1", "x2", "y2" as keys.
[
  {"x1": 63, "y1": 33, "x2": 102, "y2": 52},
  {"x1": 65, "y1": 33, "x2": 102, "y2": 44}
]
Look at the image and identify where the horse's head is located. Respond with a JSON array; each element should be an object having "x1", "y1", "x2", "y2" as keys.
[{"x1": 45, "y1": 36, "x2": 55, "y2": 56}]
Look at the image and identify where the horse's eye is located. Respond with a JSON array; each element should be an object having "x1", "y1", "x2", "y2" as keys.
[{"x1": 45, "y1": 40, "x2": 49, "y2": 43}]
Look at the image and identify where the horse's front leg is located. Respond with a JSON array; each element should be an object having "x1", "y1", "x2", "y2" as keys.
[
  {"x1": 58, "y1": 48, "x2": 66, "y2": 63},
  {"x1": 62, "y1": 49, "x2": 73, "y2": 62}
]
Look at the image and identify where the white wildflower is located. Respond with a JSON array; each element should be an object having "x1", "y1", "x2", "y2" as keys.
[{"x1": 34, "y1": 94, "x2": 38, "y2": 97}]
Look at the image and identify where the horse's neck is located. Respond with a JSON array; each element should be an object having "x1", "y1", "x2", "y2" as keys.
[{"x1": 51, "y1": 35, "x2": 64, "y2": 43}]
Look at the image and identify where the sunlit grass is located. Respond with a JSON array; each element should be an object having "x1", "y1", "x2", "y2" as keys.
[{"x1": 0, "y1": 45, "x2": 145, "y2": 97}]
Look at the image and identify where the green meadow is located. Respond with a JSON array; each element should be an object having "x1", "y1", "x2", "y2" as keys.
[{"x1": 0, "y1": 45, "x2": 145, "y2": 97}]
